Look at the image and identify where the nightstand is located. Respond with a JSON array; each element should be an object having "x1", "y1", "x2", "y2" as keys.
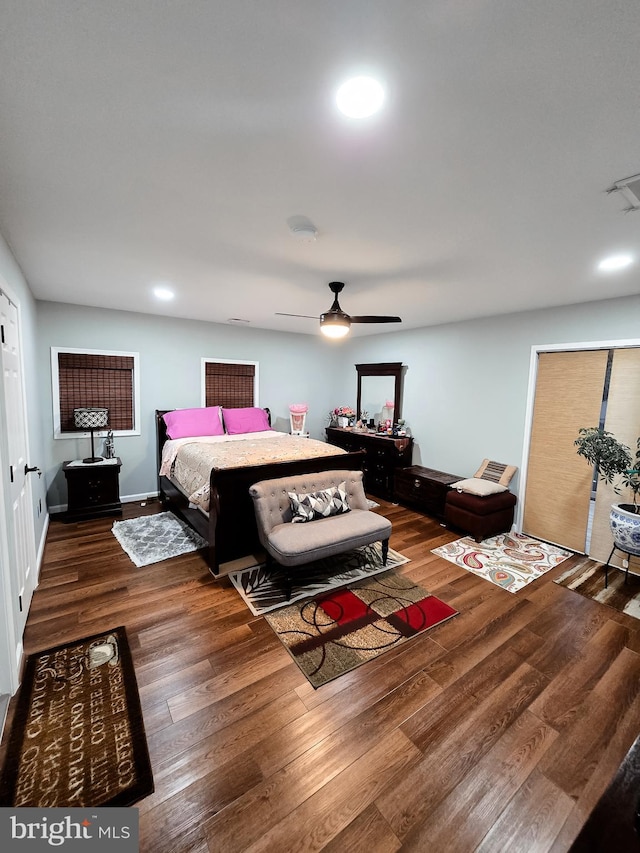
[{"x1": 63, "y1": 458, "x2": 122, "y2": 521}]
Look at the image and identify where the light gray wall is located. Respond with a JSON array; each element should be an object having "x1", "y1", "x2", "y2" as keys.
[
  {"x1": 35, "y1": 292, "x2": 640, "y2": 510},
  {"x1": 36, "y1": 302, "x2": 345, "y2": 507},
  {"x1": 341, "y1": 294, "x2": 640, "y2": 497},
  {"x1": 0, "y1": 234, "x2": 47, "y2": 545}
]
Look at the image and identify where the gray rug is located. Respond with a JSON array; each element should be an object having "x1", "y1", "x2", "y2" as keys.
[
  {"x1": 229, "y1": 542, "x2": 410, "y2": 616},
  {"x1": 112, "y1": 512, "x2": 207, "y2": 567}
]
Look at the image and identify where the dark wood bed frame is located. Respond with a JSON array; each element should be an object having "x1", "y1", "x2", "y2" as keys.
[{"x1": 155, "y1": 409, "x2": 365, "y2": 576}]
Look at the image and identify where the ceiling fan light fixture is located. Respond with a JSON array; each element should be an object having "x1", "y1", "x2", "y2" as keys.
[{"x1": 320, "y1": 314, "x2": 350, "y2": 338}]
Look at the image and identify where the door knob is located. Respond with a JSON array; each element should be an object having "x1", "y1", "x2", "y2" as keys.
[{"x1": 25, "y1": 464, "x2": 41, "y2": 477}]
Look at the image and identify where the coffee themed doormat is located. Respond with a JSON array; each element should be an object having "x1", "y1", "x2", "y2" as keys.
[{"x1": 0, "y1": 626, "x2": 153, "y2": 808}]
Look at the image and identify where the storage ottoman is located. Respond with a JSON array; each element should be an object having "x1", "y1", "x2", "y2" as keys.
[{"x1": 444, "y1": 489, "x2": 517, "y2": 542}]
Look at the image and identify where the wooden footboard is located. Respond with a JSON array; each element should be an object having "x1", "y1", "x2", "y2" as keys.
[
  {"x1": 156, "y1": 410, "x2": 365, "y2": 576},
  {"x1": 206, "y1": 450, "x2": 365, "y2": 573}
]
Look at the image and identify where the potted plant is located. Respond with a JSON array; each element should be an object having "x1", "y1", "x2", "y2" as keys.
[{"x1": 575, "y1": 427, "x2": 640, "y2": 558}]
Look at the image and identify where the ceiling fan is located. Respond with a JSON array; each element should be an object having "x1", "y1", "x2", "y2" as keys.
[{"x1": 276, "y1": 281, "x2": 402, "y2": 338}]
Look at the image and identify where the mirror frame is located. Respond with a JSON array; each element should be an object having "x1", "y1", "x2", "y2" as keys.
[{"x1": 356, "y1": 362, "x2": 404, "y2": 422}]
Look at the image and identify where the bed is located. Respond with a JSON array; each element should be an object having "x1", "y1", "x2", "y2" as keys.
[{"x1": 155, "y1": 407, "x2": 365, "y2": 576}]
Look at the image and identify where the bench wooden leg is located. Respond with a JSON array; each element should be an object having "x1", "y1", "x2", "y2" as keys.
[{"x1": 382, "y1": 538, "x2": 389, "y2": 566}]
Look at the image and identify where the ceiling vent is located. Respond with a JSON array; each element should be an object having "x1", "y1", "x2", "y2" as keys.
[{"x1": 606, "y1": 173, "x2": 640, "y2": 212}]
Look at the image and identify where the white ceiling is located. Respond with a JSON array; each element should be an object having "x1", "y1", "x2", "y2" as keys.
[{"x1": 1, "y1": 0, "x2": 639, "y2": 337}]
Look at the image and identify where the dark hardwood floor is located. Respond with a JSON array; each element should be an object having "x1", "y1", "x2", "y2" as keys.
[{"x1": 4, "y1": 498, "x2": 640, "y2": 852}]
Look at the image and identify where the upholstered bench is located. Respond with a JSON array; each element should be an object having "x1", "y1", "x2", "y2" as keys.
[
  {"x1": 249, "y1": 470, "x2": 392, "y2": 596},
  {"x1": 444, "y1": 488, "x2": 517, "y2": 542}
]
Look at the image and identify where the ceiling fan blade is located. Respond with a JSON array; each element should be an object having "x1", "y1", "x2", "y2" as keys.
[
  {"x1": 349, "y1": 315, "x2": 402, "y2": 324},
  {"x1": 275, "y1": 312, "x2": 319, "y2": 319}
]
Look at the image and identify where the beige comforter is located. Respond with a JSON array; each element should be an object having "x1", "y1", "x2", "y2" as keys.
[{"x1": 161, "y1": 432, "x2": 347, "y2": 511}]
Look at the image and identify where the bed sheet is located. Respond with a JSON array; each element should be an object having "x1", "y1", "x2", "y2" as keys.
[{"x1": 160, "y1": 431, "x2": 347, "y2": 511}]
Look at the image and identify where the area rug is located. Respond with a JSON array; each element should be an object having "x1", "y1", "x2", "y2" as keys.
[
  {"x1": 112, "y1": 511, "x2": 207, "y2": 567},
  {"x1": 0, "y1": 626, "x2": 154, "y2": 807},
  {"x1": 554, "y1": 560, "x2": 640, "y2": 620},
  {"x1": 229, "y1": 542, "x2": 410, "y2": 616},
  {"x1": 265, "y1": 570, "x2": 458, "y2": 688},
  {"x1": 432, "y1": 532, "x2": 572, "y2": 593}
]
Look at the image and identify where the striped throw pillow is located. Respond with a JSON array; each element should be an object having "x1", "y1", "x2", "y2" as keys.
[{"x1": 473, "y1": 459, "x2": 517, "y2": 486}]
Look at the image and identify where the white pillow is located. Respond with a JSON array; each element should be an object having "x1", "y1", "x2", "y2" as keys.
[{"x1": 451, "y1": 478, "x2": 508, "y2": 497}]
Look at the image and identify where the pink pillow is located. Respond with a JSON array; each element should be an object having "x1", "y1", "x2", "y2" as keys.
[
  {"x1": 163, "y1": 406, "x2": 224, "y2": 439},
  {"x1": 222, "y1": 407, "x2": 271, "y2": 435}
]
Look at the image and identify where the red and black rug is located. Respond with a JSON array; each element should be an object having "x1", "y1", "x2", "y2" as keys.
[{"x1": 265, "y1": 570, "x2": 458, "y2": 688}]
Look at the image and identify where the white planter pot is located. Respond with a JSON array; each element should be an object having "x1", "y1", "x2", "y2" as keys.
[
  {"x1": 337, "y1": 417, "x2": 349, "y2": 428},
  {"x1": 609, "y1": 503, "x2": 640, "y2": 557}
]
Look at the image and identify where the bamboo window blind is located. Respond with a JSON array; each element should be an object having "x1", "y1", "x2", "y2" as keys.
[
  {"x1": 58, "y1": 352, "x2": 135, "y2": 432},
  {"x1": 522, "y1": 349, "x2": 609, "y2": 553},
  {"x1": 204, "y1": 362, "x2": 255, "y2": 409}
]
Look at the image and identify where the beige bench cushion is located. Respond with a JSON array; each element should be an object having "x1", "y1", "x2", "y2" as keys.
[{"x1": 266, "y1": 509, "x2": 392, "y2": 567}]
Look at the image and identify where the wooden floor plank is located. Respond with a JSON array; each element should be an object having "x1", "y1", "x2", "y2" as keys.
[
  {"x1": 529, "y1": 618, "x2": 630, "y2": 730},
  {"x1": 401, "y1": 710, "x2": 559, "y2": 852},
  {"x1": 240, "y1": 730, "x2": 419, "y2": 853},
  {"x1": 320, "y1": 804, "x2": 401, "y2": 853},
  {"x1": 474, "y1": 767, "x2": 575, "y2": 853},
  {"x1": 377, "y1": 662, "x2": 550, "y2": 840},
  {"x1": 202, "y1": 671, "x2": 440, "y2": 853},
  {"x1": 539, "y1": 647, "x2": 640, "y2": 798},
  {"x1": 3, "y1": 499, "x2": 639, "y2": 853}
]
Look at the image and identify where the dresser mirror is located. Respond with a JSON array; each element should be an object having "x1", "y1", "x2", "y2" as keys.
[{"x1": 356, "y1": 362, "x2": 403, "y2": 424}]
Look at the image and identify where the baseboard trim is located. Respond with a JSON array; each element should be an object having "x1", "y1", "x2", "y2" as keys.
[
  {"x1": 36, "y1": 513, "x2": 49, "y2": 578},
  {"x1": 49, "y1": 491, "x2": 160, "y2": 515}
]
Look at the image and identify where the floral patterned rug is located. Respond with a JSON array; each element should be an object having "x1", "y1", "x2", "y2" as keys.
[{"x1": 432, "y1": 532, "x2": 572, "y2": 593}]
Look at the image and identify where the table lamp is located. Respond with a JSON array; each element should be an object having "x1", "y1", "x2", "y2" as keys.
[{"x1": 73, "y1": 407, "x2": 109, "y2": 463}]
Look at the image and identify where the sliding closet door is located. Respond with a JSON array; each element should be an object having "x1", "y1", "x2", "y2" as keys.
[
  {"x1": 523, "y1": 350, "x2": 609, "y2": 551},
  {"x1": 589, "y1": 347, "x2": 640, "y2": 565}
]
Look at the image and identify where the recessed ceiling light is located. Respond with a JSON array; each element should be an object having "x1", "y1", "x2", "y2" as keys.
[
  {"x1": 290, "y1": 224, "x2": 318, "y2": 242},
  {"x1": 336, "y1": 76, "x2": 385, "y2": 118},
  {"x1": 597, "y1": 253, "x2": 635, "y2": 273},
  {"x1": 153, "y1": 285, "x2": 175, "y2": 300}
]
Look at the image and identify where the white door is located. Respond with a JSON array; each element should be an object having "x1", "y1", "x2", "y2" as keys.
[{"x1": 0, "y1": 288, "x2": 37, "y2": 690}]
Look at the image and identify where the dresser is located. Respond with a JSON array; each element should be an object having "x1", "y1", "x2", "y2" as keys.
[
  {"x1": 63, "y1": 458, "x2": 122, "y2": 521},
  {"x1": 325, "y1": 427, "x2": 413, "y2": 500}
]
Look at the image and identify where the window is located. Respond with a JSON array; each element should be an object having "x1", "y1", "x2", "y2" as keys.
[
  {"x1": 51, "y1": 347, "x2": 141, "y2": 438},
  {"x1": 201, "y1": 359, "x2": 259, "y2": 408}
]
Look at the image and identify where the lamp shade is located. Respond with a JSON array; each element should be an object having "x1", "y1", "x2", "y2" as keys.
[
  {"x1": 320, "y1": 314, "x2": 350, "y2": 338},
  {"x1": 73, "y1": 407, "x2": 109, "y2": 430}
]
